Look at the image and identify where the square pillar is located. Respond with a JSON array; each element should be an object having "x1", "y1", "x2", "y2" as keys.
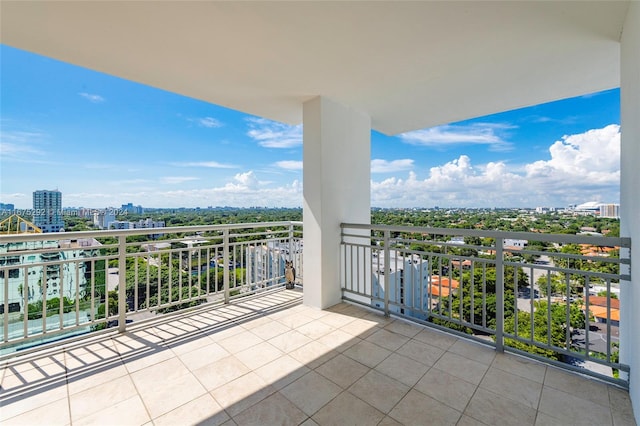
[
  {"x1": 620, "y1": 1, "x2": 640, "y2": 422},
  {"x1": 303, "y1": 97, "x2": 371, "y2": 309}
]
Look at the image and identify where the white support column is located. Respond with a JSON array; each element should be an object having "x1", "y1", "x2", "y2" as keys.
[
  {"x1": 620, "y1": 2, "x2": 639, "y2": 422},
  {"x1": 303, "y1": 96, "x2": 371, "y2": 309}
]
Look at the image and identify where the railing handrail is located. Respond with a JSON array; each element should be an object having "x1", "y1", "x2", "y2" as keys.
[
  {"x1": 0, "y1": 221, "x2": 303, "y2": 244},
  {"x1": 340, "y1": 221, "x2": 631, "y2": 387},
  {"x1": 341, "y1": 222, "x2": 631, "y2": 248}
]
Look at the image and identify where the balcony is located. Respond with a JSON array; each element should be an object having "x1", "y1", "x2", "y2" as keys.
[{"x1": 1, "y1": 222, "x2": 636, "y2": 425}]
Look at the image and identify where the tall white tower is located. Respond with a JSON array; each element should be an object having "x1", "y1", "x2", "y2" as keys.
[{"x1": 33, "y1": 189, "x2": 64, "y2": 233}]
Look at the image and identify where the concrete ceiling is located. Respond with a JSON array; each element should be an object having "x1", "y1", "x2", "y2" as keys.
[{"x1": 0, "y1": 1, "x2": 631, "y2": 135}]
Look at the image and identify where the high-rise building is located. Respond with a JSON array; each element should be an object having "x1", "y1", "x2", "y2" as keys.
[
  {"x1": 32, "y1": 190, "x2": 64, "y2": 233},
  {"x1": 600, "y1": 203, "x2": 620, "y2": 219}
]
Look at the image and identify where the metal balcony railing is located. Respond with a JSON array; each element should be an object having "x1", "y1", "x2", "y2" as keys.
[
  {"x1": 0, "y1": 221, "x2": 303, "y2": 357},
  {"x1": 340, "y1": 223, "x2": 632, "y2": 386}
]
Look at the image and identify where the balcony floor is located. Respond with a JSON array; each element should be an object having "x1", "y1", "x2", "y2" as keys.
[{"x1": 1, "y1": 289, "x2": 636, "y2": 426}]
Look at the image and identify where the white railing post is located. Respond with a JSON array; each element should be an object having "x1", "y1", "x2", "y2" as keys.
[
  {"x1": 223, "y1": 229, "x2": 230, "y2": 304},
  {"x1": 383, "y1": 229, "x2": 391, "y2": 317},
  {"x1": 495, "y1": 236, "x2": 504, "y2": 352},
  {"x1": 117, "y1": 235, "x2": 127, "y2": 333}
]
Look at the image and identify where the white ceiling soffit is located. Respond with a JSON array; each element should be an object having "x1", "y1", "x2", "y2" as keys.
[{"x1": 0, "y1": 1, "x2": 630, "y2": 135}]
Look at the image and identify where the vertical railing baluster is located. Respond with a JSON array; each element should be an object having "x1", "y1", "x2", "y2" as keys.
[
  {"x1": 383, "y1": 230, "x2": 390, "y2": 317},
  {"x1": 223, "y1": 229, "x2": 230, "y2": 303},
  {"x1": 117, "y1": 235, "x2": 127, "y2": 333},
  {"x1": 495, "y1": 237, "x2": 504, "y2": 352}
]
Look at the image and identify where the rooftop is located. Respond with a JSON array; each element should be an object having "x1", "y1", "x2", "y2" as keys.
[{"x1": 1, "y1": 289, "x2": 635, "y2": 425}]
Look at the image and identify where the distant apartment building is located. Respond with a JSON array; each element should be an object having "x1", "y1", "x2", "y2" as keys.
[
  {"x1": 372, "y1": 251, "x2": 430, "y2": 318},
  {"x1": 121, "y1": 203, "x2": 143, "y2": 214},
  {"x1": 109, "y1": 218, "x2": 166, "y2": 238},
  {"x1": 599, "y1": 203, "x2": 620, "y2": 219},
  {"x1": 32, "y1": 190, "x2": 64, "y2": 233},
  {"x1": 245, "y1": 240, "x2": 303, "y2": 289},
  {"x1": 0, "y1": 239, "x2": 98, "y2": 312},
  {"x1": 0, "y1": 202, "x2": 15, "y2": 212},
  {"x1": 93, "y1": 210, "x2": 116, "y2": 229}
]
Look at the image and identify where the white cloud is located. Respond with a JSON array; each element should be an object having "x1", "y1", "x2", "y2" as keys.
[
  {"x1": 189, "y1": 117, "x2": 223, "y2": 128},
  {"x1": 275, "y1": 160, "x2": 303, "y2": 171},
  {"x1": 525, "y1": 124, "x2": 620, "y2": 185},
  {"x1": 371, "y1": 125, "x2": 620, "y2": 207},
  {"x1": 160, "y1": 176, "x2": 199, "y2": 184},
  {"x1": 78, "y1": 92, "x2": 105, "y2": 103},
  {"x1": 371, "y1": 159, "x2": 414, "y2": 173},
  {"x1": 246, "y1": 118, "x2": 302, "y2": 148},
  {"x1": 399, "y1": 123, "x2": 514, "y2": 152},
  {"x1": 171, "y1": 161, "x2": 237, "y2": 169}
]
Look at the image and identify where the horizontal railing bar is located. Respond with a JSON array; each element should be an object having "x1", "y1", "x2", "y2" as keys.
[{"x1": 342, "y1": 223, "x2": 631, "y2": 248}]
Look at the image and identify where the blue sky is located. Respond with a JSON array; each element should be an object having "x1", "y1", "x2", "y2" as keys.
[{"x1": 1, "y1": 44, "x2": 620, "y2": 209}]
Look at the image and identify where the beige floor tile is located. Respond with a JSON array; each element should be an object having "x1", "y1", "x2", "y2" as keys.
[
  {"x1": 361, "y1": 312, "x2": 396, "y2": 327},
  {"x1": 254, "y1": 355, "x2": 310, "y2": 390},
  {"x1": 299, "y1": 418, "x2": 319, "y2": 426},
  {"x1": 343, "y1": 340, "x2": 391, "y2": 368},
  {"x1": 235, "y1": 341, "x2": 283, "y2": 370},
  {"x1": 153, "y1": 393, "x2": 229, "y2": 426},
  {"x1": 608, "y1": 386, "x2": 637, "y2": 426},
  {"x1": 0, "y1": 382, "x2": 68, "y2": 421},
  {"x1": 378, "y1": 416, "x2": 403, "y2": 426},
  {"x1": 534, "y1": 411, "x2": 567, "y2": 426},
  {"x1": 365, "y1": 328, "x2": 410, "y2": 351},
  {"x1": 349, "y1": 370, "x2": 410, "y2": 414},
  {"x1": 295, "y1": 306, "x2": 330, "y2": 320},
  {"x1": 210, "y1": 372, "x2": 276, "y2": 417},
  {"x1": 280, "y1": 371, "x2": 342, "y2": 416},
  {"x1": 544, "y1": 366, "x2": 610, "y2": 406},
  {"x1": 315, "y1": 353, "x2": 370, "y2": 389},
  {"x1": 491, "y1": 352, "x2": 547, "y2": 384},
  {"x1": 193, "y1": 355, "x2": 251, "y2": 391},
  {"x1": 340, "y1": 317, "x2": 381, "y2": 338},
  {"x1": 217, "y1": 330, "x2": 263, "y2": 354},
  {"x1": 316, "y1": 329, "x2": 361, "y2": 352},
  {"x1": 538, "y1": 386, "x2": 613, "y2": 426},
  {"x1": 383, "y1": 320, "x2": 423, "y2": 338},
  {"x1": 276, "y1": 312, "x2": 315, "y2": 329},
  {"x1": 456, "y1": 414, "x2": 489, "y2": 426},
  {"x1": 248, "y1": 319, "x2": 290, "y2": 340},
  {"x1": 288, "y1": 340, "x2": 337, "y2": 369},
  {"x1": 448, "y1": 339, "x2": 496, "y2": 365},
  {"x1": 178, "y1": 341, "x2": 230, "y2": 372},
  {"x1": 166, "y1": 333, "x2": 215, "y2": 356},
  {"x1": 312, "y1": 391, "x2": 385, "y2": 426},
  {"x1": 2, "y1": 395, "x2": 70, "y2": 426},
  {"x1": 396, "y1": 339, "x2": 445, "y2": 366},
  {"x1": 268, "y1": 330, "x2": 313, "y2": 353},
  {"x1": 74, "y1": 395, "x2": 150, "y2": 426},
  {"x1": 479, "y1": 366, "x2": 542, "y2": 409},
  {"x1": 136, "y1": 369, "x2": 207, "y2": 419},
  {"x1": 374, "y1": 353, "x2": 430, "y2": 387},
  {"x1": 295, "y1": 319, "x2": 336, "y2": 340},
  {"x1": 389, "y1": 389, "x2": 461, "y2": 426},
  {"x1": 414, "y1": 367, "x2": 477, "y2": 412},
  {"x1": 129, "y1": 357, "x2": 189, "y2": 389},
  {"x1": 434, "y1": 352, "x2": 490, "y2": 385},
  {"x1": 69, "y1": 375, "x2": 138, "y2": 419},
  {"x1": 67, "y1": 361, "x2": 129, "y2": 395},
  {"x1": 413, "y1": 327, "x2": 459, "y2": 350},
  {"x1": 465, "y1": 387, "x2": 537, "y2": 426},
  {"x1": 121, "y1": 347, "x2": 175, "y2": 374},
  {"x1": 318, "y1": 312, "x2": 357, "y2": 328},
  {"x1": 239, "y1": 315, "x2": 274, "y2": 330},
  {"x1": 233, "y1": 392, "x2": 308, "y2": 426}
]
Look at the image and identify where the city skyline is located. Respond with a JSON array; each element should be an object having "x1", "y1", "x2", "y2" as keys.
[{"x1": 0, "y1": 44, "x2": 621, "y2": 209}]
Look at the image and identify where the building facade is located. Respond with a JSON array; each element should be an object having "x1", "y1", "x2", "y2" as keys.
[{"x1": 32, "y1": 190, "x2": 64, "y2": 233}]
